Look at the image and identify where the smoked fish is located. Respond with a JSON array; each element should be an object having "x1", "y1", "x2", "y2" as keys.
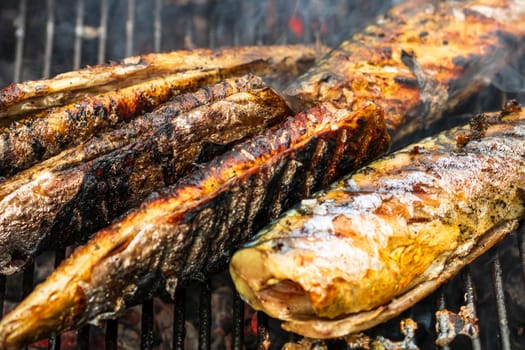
[
  {"x1": 2, "y1": 0, "x2": 525, "y2": 347},
  {"x1": 230, "y1": 106, "x2": 525, "y2": 338},
  {"x1": 0, "y1": 75, "x2": 289, "y2": 275},
  {"x1": 0, "y1": 45, "x2": 323, "y2": 177},
  {"x1": 0, "y1": 45, "x2": 323, "y2": 118}
]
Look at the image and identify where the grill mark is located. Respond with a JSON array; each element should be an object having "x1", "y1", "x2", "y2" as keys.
[
  {"x1": 321, "y1": 128, "x2": 349, "y2": 188},
  {"x1": 239, "y1": 172, "x2": 269, "y2": 237},
  {"x1": 180, "y1": 207, "x2": 217, "y2": 280},
  {"x1": 303, "y1": 138, "x2": 328, "y2": 198},
  {"x1": 251, "y1": 157, "x2": 290, "y2": 229},
  {"x1": 267, "y1": 159, "x2": 303, "y2": 219}
]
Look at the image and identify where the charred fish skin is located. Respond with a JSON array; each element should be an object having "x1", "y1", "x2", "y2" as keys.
[
  {"x1": 0, "y1": 102, "x2": 389, "y2": 349},
  {"x1": 0, "y1": 45, "x2": 326, "y2": 178},
  {"x1": 229, "y1": 109, "x2": 525, "y2": 339},
  {"x1": 284, "y1": 0, "x2": 525, "y2": 143},
  {"x1": 0, "y1": 75, "x2": 290, "y2": 276},
  {"x1": 0, "y1": 44, "x2": 326, "y2": 118}
]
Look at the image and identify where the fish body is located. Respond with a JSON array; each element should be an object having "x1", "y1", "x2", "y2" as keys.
[
  {"x1": 0, "y1": 45, "x2": 324, "y2": 176},
  {"x1": 284, "y1": 0, "x2": 525, "y2": 142},
  {"x1": 0, "y1": 75, "x2": 289, "y2": 275},
  {"x1": 230, "y1": 108, "x2": 525, "y2": 338},
  {"x1": 0, "y1": 45, "x2": 323, "y2": 118}
]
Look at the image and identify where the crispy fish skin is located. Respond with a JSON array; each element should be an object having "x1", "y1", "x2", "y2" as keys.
[
  {"x1": 230, "y1": 109, "x2": 525, "y2": 338},
  {"x1": 0, "y1": 46, "x2": 325, "y2": 177},
  {"x1": 284, "y1": 0, "x2": 525, "y2": 143},
  {"x1": 0, "y1": 102, "x2": 389, "y2": 349},
  {"x1": 0, "y1": 45, "x2": 325, "y2": 118},
  {"x1": 0, "y1": 75, "x2": 289, "y2": 275}
]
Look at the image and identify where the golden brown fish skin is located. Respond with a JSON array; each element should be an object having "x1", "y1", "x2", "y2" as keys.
[
  {"x1": 0, "y1": 45, "x2": 326, "y2": 177},
  {"x1": 284, "y1": 0, "x2": 525, "y2": 143},
  {"x1": 0, "y1": 101, "x2": 389, "y2": 350},
  {"x1": 0, "y1": 75, "x2": 289, "y2": 276},
  {"x1": 0, "y1": 44, "x2": 325, "y2": 118},
  {"x1": 230, "y1": 109, "x2": 525, "y2": 339}
]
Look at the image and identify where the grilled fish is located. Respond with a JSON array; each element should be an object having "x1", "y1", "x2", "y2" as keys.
[
  {"x1": 284, "y1": 0, "x2": 525, "y2": 143},
  {"x1": 0, "y1": 45, "x2": 324, "y2": 118},
  {"x1": 0, "y1": 45, "x2": 324, "y2": 177},
  {"x1": 230, "y1": 106, "x2": 525, "y2": 339},
  {"x1": 2, "y1": 0, "x2": 525, "y2": 347},
  {"x1": 0, "y1": 75, "x2": 289, "y2": 275},
  {"x1": 0, "y1": 102, "x2": 390, "y2": 349}
]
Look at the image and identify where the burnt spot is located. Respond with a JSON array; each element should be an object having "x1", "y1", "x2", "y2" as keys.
[
  {"x1": 394, "y1": 76, "x2": 418, "y2": 88},
  {"x1": 419, "y1": 31, "x2": 429, "y2": 39},
  {"x1": 400, "y1": 49, "x2": 415, "y2": 67},
  {"x1": 407, "y1": 217, "x2": 431, "y2": 224},
  {"x1": 271, "y1": 240, "x2": 285, "y2": 252},
  {"x1": 30, "y1": 138, "x2": 46, "y2": 160},
  {"x1": 452, "y1": 56, "x2": 469, "y2": 69},
  {"x1": 469, "y1": 113, "x2": 489, "y2": 141},
  {"x1": 409, "y1": 145, "x2": 420, "y2": 156},
  {"x1": 500, "y1": 99, "x2": 521, "y2": 117}
]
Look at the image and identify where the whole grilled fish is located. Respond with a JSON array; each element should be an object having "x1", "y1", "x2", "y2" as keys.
[
  {"x1": 230, "y1": 105, "x2": 525, "y2": 338},
  {"x1": 0, "y1": 45, "x2": 324, "y2": 118},
  {"x1": 284, "y1": 0, "x2": 525, "y2": 143},
  {"x1": 0, "y1": 75, "x2": 289, "y2": 275},
  {"x1": 2, "y1": 0, "x2": 525, "y2": 347},
  {"x1": 0, "y1": 45, "x2": 324, "y2": 177}
]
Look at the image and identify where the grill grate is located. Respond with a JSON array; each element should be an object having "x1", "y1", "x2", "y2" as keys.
[{"x1": 1, "y1": 0, "x2": 525, "y2": 349}]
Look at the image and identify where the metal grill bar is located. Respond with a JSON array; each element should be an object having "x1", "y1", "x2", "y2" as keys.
[
  {"x1": 48, "y1": 248, "x2": 66, "y2": 349},
  {"x1": 47, "y1": 335, "x2": 60, "y2": 350},
  {"x1": 464, "y1": 270, "x2": 482, "y2": 350},
  {"x1": 13, "y1": 0, "x2": 26, "y2": 82},
  {"x1": 436, "y1": 288, "x2": 450, "y2": 350},
  {"x1": 518, "y1": 224, "x2": 525, "y2": 291},
  {"x1": 77, "y1": 325, "x2": 90, "y2": 350},
  {"x1": 141, "y1": 299, "x2": 155, "y2": 349},
  {"x1": 232, "y1": 291, "x2": 245, "y2": 350},
  {"x1": 154, "y1": 0, "x2": 162, "y2": 52},
  {"x1": 98, "y1": 0, "x2": 109, "y2": 64},
  {"x1": 492, "y1": 254, "x2": 511, "y2": 350},
  {"x1": 126, "y1": 0, "x2": 135, "y2": 56},
  {"x1": 0, "y1": 276, "x2": 4, "y2": 318},
  {"x1": 199, "y1": 281, "x2": 212, "y2": 350},
  {"x1": 173, "y1": 287, "x2": 186, "y2": 350},
  {"x1": 257, "y1": 312, "x2": 270, "y2": 350},
  {"x1": 73, "y1": 0, "x2": 85, "y2": 70},
  {"x1": 42, "y1": 0, "x2": 55, "y2": 79},
  {"x1": 105, "y1": 319, "x2": 118, "y2": 350}
]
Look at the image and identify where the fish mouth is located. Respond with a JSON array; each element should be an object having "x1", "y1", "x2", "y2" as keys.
[
  {"x1": 229, "y1": 248, "x2": 318, "y2": 321},
  {"x1": 230, "y1": 220, "x2": 518, "y2": 339}
]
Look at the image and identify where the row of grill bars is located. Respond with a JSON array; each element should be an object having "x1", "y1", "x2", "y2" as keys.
[{"x1": 0, "y1": 0, "x2": 523, "y2": 349}]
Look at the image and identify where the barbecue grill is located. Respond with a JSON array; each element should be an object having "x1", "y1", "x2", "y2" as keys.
[{"x1": 1, "y1": 0, "x2": 525, "y2": 349}]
